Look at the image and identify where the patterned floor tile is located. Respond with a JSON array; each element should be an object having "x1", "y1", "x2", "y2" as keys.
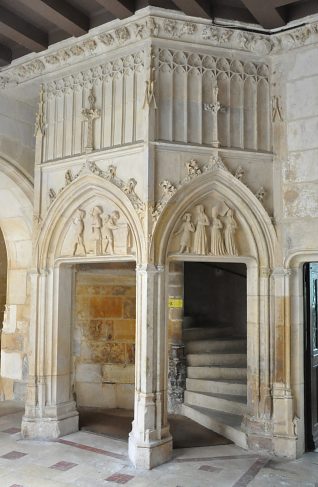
[
  {"x1": 49, "y1": 460, "x2": 78, "y2": 471},
  {"x1": 1, "y1": 451, "x2": 27, "y2": 460},
  {"x1": 106, "y1": 472, "x2": 135, "y2": 484}
]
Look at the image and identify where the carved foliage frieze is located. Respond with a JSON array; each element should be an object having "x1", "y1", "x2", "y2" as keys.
[
  {"x1": 1, "y1": 12, "x2": 317, "y2": 88},
  {"x1": 152, "y1": 155, "x2": 229, "y2": 223},
  {"x1": 48, "y1": 160, "x2": 145, "y2": 218}
]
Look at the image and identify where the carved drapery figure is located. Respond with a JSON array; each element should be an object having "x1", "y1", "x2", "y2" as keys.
[
  {"x1": 91, "y1": 206, "x2": 103, "y2": 255},
  {"x1": 175, "y1": 213, "x2": 195, "y2": 253},
  {"x1": 72, "y1": 209, "x2": 86, "y2": 256},
  {"x1": 193, "y1": 205, "x2": 209, "y2": 255},
  {"x1": 104, "y1": 211, "x2": 120, "y2": 254},
  {"x1": 210, "y1": 207, "x2": 226, "y2": 256},
  {"x1": 224, "y1": 209, "x2": 238, "y2": 256}
]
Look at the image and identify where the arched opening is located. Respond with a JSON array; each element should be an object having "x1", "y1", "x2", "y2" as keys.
[
  {"x1": 152, "y1": 163, "x2": 277, "y2": 450},
  {"x1": 0, "y1": 157, "x2": 33, "y2": 403},
  {"x1": 22, "y1": 175, "x2": 143, "y2": 444}
]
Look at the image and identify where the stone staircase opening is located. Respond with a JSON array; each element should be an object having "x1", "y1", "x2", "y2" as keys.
[{"x1": 181, "y1": 262, "x2": 248, "y2": 449}]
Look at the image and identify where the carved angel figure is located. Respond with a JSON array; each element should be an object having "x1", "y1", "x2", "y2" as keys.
[
  {"x1": 72, "y1": 209, "x2": 86, "y2": 256},
  {"x1": 210, "y1": 207, "x2": 226, "y2": 256},
  {"x1": 174, "y1": 213, "x2": 195, "y2": 253},
  {"x1": 65, "y1": 169, "x2": 73, "y2": 185},
  {"x1": 193, "y1": 205, "x2": 209, "y2": 255},
  {"x1": 104, "y1": 211, "x2": 120, "y2": 254},
  {"x1": 48, "y1": 188, "x2": 56, "y2": 204},
  {"x1": 224, "y1": 209, "x2": 238, "y2": 256}
]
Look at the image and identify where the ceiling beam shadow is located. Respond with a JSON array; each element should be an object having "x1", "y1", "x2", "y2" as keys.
[
  {"x1": 0, "y1": 43, "x2": 12, "y2": 67},
  {"x1": 17, "y1": 0, "x2": 89, "y2": 37},
  {"x1": 171, "y1": 0, "x2": 212, "y2": 19},
  {"x1": 95, "y1": 0, "x2": 135, "y2": 19},
  {"x1": 0, "y1": 6, "x2": 48, "y2": 51},
  {"x1": 241, "y1": 0, "x2": 286, "y2": 29}
]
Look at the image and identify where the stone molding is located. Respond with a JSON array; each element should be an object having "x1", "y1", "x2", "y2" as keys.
[{"x1": 1, "y1": 8, "x2": 318, "y2": 89}]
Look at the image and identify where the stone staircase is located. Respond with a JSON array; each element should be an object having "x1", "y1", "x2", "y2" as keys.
[{"x1": 182, "y1": 326, "x2": 248, "y2": 449}]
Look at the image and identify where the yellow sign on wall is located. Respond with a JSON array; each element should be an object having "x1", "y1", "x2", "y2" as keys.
[{"x1": 168, "y1": 297, "x2": 183, "y2": 308}]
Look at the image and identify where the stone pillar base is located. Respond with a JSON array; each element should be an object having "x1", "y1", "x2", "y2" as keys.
[
  {"x1": 21, "y1": 408, "x2": 79, "y2": 440},
  {"x1": 273, "y1": 436, "x2": 297, "y2": 459},
  {"x1": 128, "y1": 433, "x2": 173, "y2": 469}
]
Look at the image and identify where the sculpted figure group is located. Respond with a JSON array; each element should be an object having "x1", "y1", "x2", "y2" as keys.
[
  {"x1": 72, "y1": 206, "x2": 123, "y2": 256},
  {"x1": 175, "y1": 204, "x2": 238, "y2": 256}
]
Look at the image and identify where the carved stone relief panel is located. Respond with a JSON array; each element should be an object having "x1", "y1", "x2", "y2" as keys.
[
  {"x1": 61, "y1": 199, "x2": 135, "y2": 258},
  {"x1": 169, "y1": 194, "x2": 249, "y2": 257}
]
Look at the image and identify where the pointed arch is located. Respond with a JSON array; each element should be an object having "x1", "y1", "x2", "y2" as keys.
[
  {"x1": 37, "y1": 174, "x2": 144, "y2": 268},
  {"x1": 153, "y1": 167, "x2": 277, "y2": 268}
]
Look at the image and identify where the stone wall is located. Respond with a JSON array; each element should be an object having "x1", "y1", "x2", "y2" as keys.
[
  {"x1": 73, "y1": 264, "x2": 136, "y2": 409},
  {"x1": 0, "y1": 92, "x2": 35, "y2": 177},
  {"x1": 0, "y1": 229, "x2": 6, "y2": 332}
]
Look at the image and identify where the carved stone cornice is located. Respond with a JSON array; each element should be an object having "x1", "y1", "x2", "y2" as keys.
[{"x1": 1, "y1": 8, "x2": 317, "y2": 89}]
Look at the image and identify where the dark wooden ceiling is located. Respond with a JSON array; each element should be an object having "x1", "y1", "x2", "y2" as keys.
[{"x1": 0, "y1": 0, "x2": 317, "y2": 67}]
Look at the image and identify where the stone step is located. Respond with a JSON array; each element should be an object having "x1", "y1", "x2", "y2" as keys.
[
  {"x1": 187, "y1": 352, "x2": 247, "y2": 367},
  {"x1": 186, "y1": 378, "x2": 247, "y2": 396},
  {"x1": 183, "y1": 326, "x2": 234, "y2": 341},
  {"x1": 185, "y1": 338, "x2": 246, "y2": 354},
  {"x1": 182, "y1": 403, "x2": 247, "y2": 449},
  {"x1": 187, "y1": 366, "x2": 247, "y2": 380},
  {"x1": 184, "y1": 390, "x2": 247, "y2": 416}
]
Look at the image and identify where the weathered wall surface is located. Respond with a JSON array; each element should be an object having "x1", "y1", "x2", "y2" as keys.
[
  {"x1": 0, "y1": 229, "x2": 7, "y2": 332},
  {"x1": 74, "y1": 264, "x2": 136, "y2": 409}
]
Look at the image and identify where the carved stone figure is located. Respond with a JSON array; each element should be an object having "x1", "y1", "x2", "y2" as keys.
[
  {"x1": 91, "y1": 206, "x2": 103, "y2": 241},
  {"x1": 82, "y1": 88, "x2": 101, "y2": 153},
  {"x1": 104, "y1": 211, "x2": 120, "y2": 254},
  {"x1": 234, "y1": 166, "x2": 244, "y2": 181},
  {"x1": 186, "y1": 159, "x2": 201, "y2": 177},
  {"x1": 72, "y1": 209, "x2": 86, "y2": 256},
  {"x1": 48, "y1": 188, "x2": 56, "y2": 204},
  {"x1": 255, "y1": 186, "x2": 266, "y2": 202},
  {"x1": 65, "y1": 169, "x2": 73, "y2": 185},
  {"x1": 174, "y1": 213, "x2": 195, "y2": 253},
  {"x1": 210, "y1": 207, "x2": 226, "y2": 256},
  {"x1": 123, "y1": 178, "x2": 137, "y2": 195},
  {"x1": 224, "y1": 209, "x2": 238, "y2": 256},
  {"x1": 193, "y1": 205, "x2": 209, "y2": 255}
]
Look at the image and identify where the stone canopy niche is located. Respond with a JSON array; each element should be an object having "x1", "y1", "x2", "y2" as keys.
[{"x1": 73, "y1": 262, "x2": 136, "y2": 410}]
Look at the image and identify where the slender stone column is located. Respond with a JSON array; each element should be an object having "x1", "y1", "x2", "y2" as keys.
[
  {"x1": 272, "y1": 267, "x2": 297, "y2": 458},
  {"x1": 22, "y1": 266, "x2": 78, "y2": 439},
  {"x1": 129, "y1": 264, "x2": 172, "y2": 469}
]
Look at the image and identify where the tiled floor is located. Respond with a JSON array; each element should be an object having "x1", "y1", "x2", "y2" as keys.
[{"x1": 0, "y1": 401, "x2": 317, "y2": 486}]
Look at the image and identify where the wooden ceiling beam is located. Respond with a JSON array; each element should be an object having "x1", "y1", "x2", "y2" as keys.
[
  {"x1": 0, "y1": 43, "x2": 12, "y2": 67},
  {"x1": 95, "y1": 0, "x2": 135, "y2": 19},
  {"x1": 0, "y1": 6, "x2": 47, "y2": 52},
  {"x1": 17, "y1": 0, "x2": 88, "y2": 37},
  {"x1": 171, "y1": 0, "x2": 211, "y2": 19},
  {"x1": 241, "y1": 0, "x2": 286, "y2": 28}
]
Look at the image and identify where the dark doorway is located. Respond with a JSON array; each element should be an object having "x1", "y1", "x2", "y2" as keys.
[{"x1": 304, "y1": 263, "x2": 318, "y2": 450}]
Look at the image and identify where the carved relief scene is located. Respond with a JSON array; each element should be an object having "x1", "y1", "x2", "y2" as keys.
[
  {"x1": 169, "y1": 196, "x2": 248, "y2": 257},
  {"x1": 60, "y1": 199, "x2": 135, "y2": 258},
  {"x1": 73, "y1": 263, "x2": 136, "y2": 409}
]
